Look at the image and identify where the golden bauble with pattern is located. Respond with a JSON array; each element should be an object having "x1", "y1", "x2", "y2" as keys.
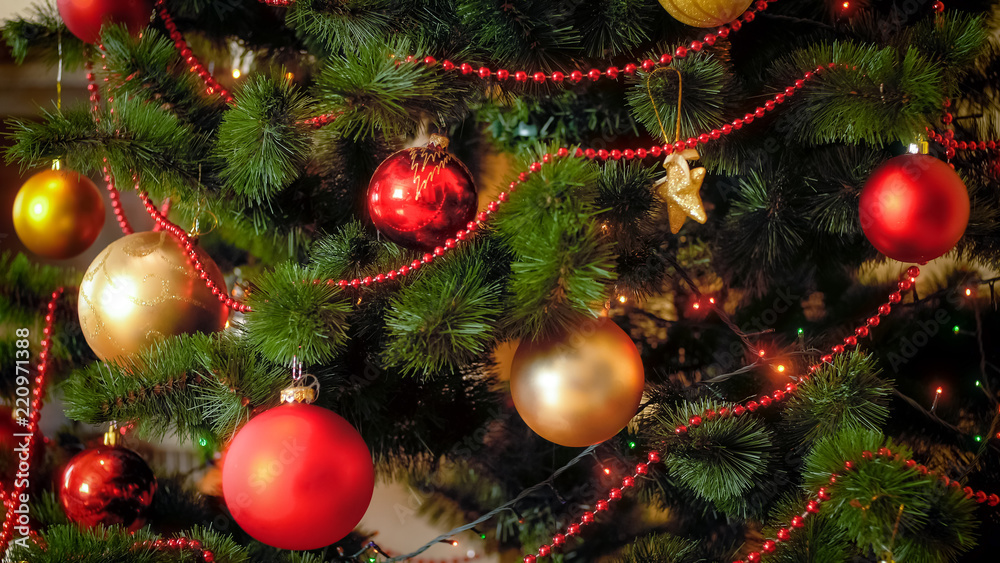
[
  {"x1": 658, "y1": 0, "x2": 753, "y2": 27},
  {"x1": 78, "y1": 231, "x2": 229, "y2": 363},
  {"x1": 510, "y1": 317, "x2": 645, "y2": 447},
  {"x1": 12, "y1": 168, "x2": 105, "y2": 259}
]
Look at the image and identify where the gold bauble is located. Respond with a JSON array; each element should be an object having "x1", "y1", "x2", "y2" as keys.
[
  {"x1": 78, "y1": 231, "x2": 229, "y2": 363},
  {"x1": 12, "y1": 168, "x2": 105, "y2": 259},
  {"x1": 510, "y1": 317, "x2": 645, "y2": 447},
  {"x1": 658, "y1": 0, "x2": 753, "y2": 27}
]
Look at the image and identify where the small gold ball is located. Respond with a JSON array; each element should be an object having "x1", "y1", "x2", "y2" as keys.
[{"x1": 12, "y1": 169, "x2": 104, "y2": 259}]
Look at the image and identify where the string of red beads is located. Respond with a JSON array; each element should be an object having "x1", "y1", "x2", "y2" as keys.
[
  {"x1": 0, "y1": 289, "x2": 63, "y2": 558},
  {"x1": 154, "y1": 0, "x2": 234, "y2": 104},
  {"x1": 522, "y1": 450, "x2": 664, "y2": 563},
  {"x1": 809, "y1": 266, "x2": 920, "y2": 370},
  {"x1": 732, "y1": 446, "x2": 1000, "y2": 563},
  {"x1": 134, "y1": 537, "x2": 215, "y2": 562},
  {"x1": 256, "y1": 0, "x2": 773, "y2": 81},
  {"x1": 405, "y1": 2, "x2": 772, "y2": 85},
  {"x1": 136, "y1": 191, "x2": 251, "y2": 313},
  {"x1": 132, "y1": 64, "x2": 830, "y2": 312},
  {"x1": 87, "y1": 57, "x2": 135, "y2": 235},
  {"x1": 927, "y1": 129, "x2": 1000, "y2": 159},
  {"x1": 519, "y1": 267, "x2": 920, "y2": 563}
]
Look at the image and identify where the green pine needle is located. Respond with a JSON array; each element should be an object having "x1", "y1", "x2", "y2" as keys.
[
  {"x1": 315, "y1": 37, "x2": 474, "y2": 140},
  {"x1": 804, "y1": 429, "x2": 977, "y2": 563},
  {"x1": 655, "y1": 398, "x2": 775, "y2": 506},
  {"x1": 382, "y1": 240, "x2": 505, "y2": 377},
  {"x1": 243, "y1": 262, "x2": 352, "y2": 365},
  {"x1": 494, "y1": 146, "x2": 616, "y2": 338},
  {"x1": 310, "y1": 220, "x2": 405, "y2": 281},
  {"x1": 783, "y1": 352, "x2": 892, "y2": 442},
  {"x1": 215, "y1": 73, "x2": 311, "y2": 203},
  {"x1": 613, "y1": 532, "x2": 701, "y2": 563}
]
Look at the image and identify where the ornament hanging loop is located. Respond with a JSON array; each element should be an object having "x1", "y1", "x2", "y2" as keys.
[
  {"x1": 281, "y1": 356, "x2": 320, "y2": 403},
  {"x1": 646, "y1": 66, "x2": 684, "y2": 145},
  {"x1": 647, "y1": 66, "x2": 700, "y2": 161},
  {"x1": 280, "y1": 374, "x2": 321, "y2": 404}
]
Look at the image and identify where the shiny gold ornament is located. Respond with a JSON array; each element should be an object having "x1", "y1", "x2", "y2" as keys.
[
  {"x1": 657, "y1": 0, "x2": 753, "y2": 27},
  {"x1": 655, "y1": 150, "x2": 707, "y2": 234},
  {"x1": 78, "y1": 231, "x2": 229, "y2": 363},
  {"x1": 12, "y1": 168, "x2": 105, "y2": 259},
  {"x1": 510, "y1": 317, "x2": 645, "y2": 447}
]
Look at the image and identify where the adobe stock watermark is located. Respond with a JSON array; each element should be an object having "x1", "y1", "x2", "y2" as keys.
[{"x1": 215, "y1": 436, "x2": 307, "y2": 529}]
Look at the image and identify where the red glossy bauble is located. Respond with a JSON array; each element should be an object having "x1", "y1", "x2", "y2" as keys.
[
  {"x1": 59, "y1": 446, "x2": 157, "y2": 531},
  {"x1": 859, "y1": 154, "x2": 969, "y2": 263},
  {"x1": 57, "y1": 0, "x2": 153, "y2": 44},
  {"x1": 366, "y1": 135, "x2": 478, "y2": 251},
  {"x1": 222, "y1": 402, "x2": 375, "y2": 550}
]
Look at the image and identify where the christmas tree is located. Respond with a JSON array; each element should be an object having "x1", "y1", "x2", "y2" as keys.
[{"x1": 2, "y1": 0, "x2": 1000, "y2": 561}]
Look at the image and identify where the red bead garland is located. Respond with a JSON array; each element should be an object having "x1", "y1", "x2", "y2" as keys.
[
  {"x1": 87, "y1": 58, "x2": 134, "y2": 235},
  {"x1": 517, "y1": 265, "x2": 922, "y2": 563},
  {"x1": 127, "y1": 63, "x2": 830, "y2": 314},
  {"x1": 253, "y1": 0, "x2": 774, "y2": 88},
  {"x1": 154, "y1": 0, "x2": 234, "y2": 104},
  {"x1": 133, "y1": 537, "x2": 215, "y2": 562},
  {"x1": 0, "y1": 289, "x2": 63, "y2": 558}
]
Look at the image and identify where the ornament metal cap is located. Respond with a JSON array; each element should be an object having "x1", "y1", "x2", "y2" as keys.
[
  {"x1": 428, "y1": 134, "x2": 450, "y2": 149},
  {"x1": 281, "y1": 357, "x2": 320, "y2": 404}
]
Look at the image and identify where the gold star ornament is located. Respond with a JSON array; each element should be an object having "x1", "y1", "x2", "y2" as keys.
[{"x1": 654, "y1": 149, "x2": 707, "y2": 234}]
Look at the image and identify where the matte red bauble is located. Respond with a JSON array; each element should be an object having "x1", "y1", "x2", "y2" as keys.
[
  {"x1": 222, "y1": 403, "x2": 375, "y2": 550},
  {"x1": 59, "y1": 446, "x2": 157, "y2": 531},
  {"x1": 859, "y1": 154, "x2": 969, "y2": 263},
  {"x1": 12, "y1": 168, "x2": 105, "y2": 260},
  {"x1": 366, "y1": 135, "x2": 478, "y2": 251},
  {"x1": 57, "y1": 0, "x2": 153, "y2": 44}
]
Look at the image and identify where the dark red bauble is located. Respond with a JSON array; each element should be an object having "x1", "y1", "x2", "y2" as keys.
[
  {"x1": 859, "y1": 154, "x2": 969, "y2": 263},
  {"x1": 221, "y1": 403, "x2": 375, "y2": 550},
  {"x1": 366, "y1": 135, "x2": 478, "y2": 251},
  {"x1": 59, "y1": 446, "x2": 157, "y2": 531},
  {"x1": 57, "y1": 0, "x2": 153, "y2": 44}
]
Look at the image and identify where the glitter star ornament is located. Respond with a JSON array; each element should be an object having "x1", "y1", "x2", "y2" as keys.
[{"x1": 655, "y1": 149, "x2": 707, "y2": 233}]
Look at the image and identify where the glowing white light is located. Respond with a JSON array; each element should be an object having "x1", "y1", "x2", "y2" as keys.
[{"x1": 100, "y1": 276, "x2": 138, "y2": 321}]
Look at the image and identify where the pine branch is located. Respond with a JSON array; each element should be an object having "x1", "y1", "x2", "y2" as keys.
[
  {"x1": 100, "y1": 25, "x2": 224, "y2": 127},
  {"x1": 575, "y1": 0, "x2": 661, "y2": 58},
  {"x1": 382, "y1": 239, "x2": 507, "y2": 377},
  {"x1": 314, "y1": 36, "x2": 476, "y2": 140},
  {"x1": 285, "y1": 0, "x2": 395, "y2": 55},
  {"x1": 7, "y1": 524, "x2": 248, "y2": 563},
  {"x1": 215, "y1": 73, "x2": 311, "y2": 203},
  {"x1": 613, "y1": 532, "x2": 702, "y2": 563},
  {"x1": 454, "y1": 0, "x2": 581, "y2": 69},
  {"x1": 782, "y1": 352, "x2": 892, "y2": 442},
  {"x1": 62, "y1": 333, "x2": 288, "y2": 444},
  {"x1": 652, "y1": 398, "x2": 775, "y2": 508},
  {"x1": 803, "y1": 429, "x2": 977, "y2": 562},
  {"x1": 626, "y1": 51, "x2": 735, "y2": 144},
  {"x1": 243, "y1": 262, "x2": 352, "y2": 365},
  {"x1": 1, "y1": 0, "x2": 86, "y2": 67},
  {"x1": 770, "y1": 41, "x2": 943, "y2": 145},
  {"x1": 493, "y1": 145, "x2": 616, "y2": 338},
  {"x1": 309, "y1": 220, "x2": 406, "y2": 281},
  {"x1": 4, "y1": 96, "x2": 209, "y2": 200}
]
